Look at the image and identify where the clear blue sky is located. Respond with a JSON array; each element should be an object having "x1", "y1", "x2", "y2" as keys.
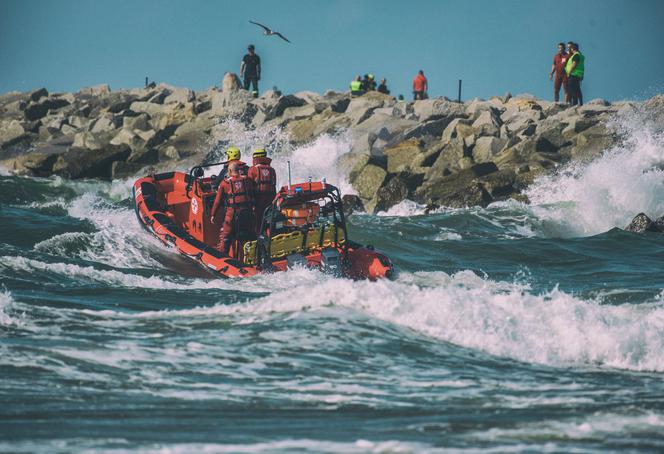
[{"x1": 2, "y1": 0, "x2": 663, "y2": 101}]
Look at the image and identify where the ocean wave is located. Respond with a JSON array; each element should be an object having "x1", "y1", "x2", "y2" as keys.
[
  {"x1": 526, "y1": 119, "x2": 664, "y2": 237},
  {"x1": 0, "y1": 438, "x2": 438, "y2": 454},
  {"x1": 71, "y1": 270, "x2": 664, "y2": 372}
]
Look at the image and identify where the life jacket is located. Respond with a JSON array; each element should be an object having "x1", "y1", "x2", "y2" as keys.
[
  {"x1": 250, "y1": 157, "x2": 277, "y2": 195},
  {"x1": 225, "y1": 175, "x2": 254, "y2": 208}
]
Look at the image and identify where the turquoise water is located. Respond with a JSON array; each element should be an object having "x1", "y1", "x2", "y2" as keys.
[{"x1": 2, "y1": 115, "x2": 664, "y2": 452}]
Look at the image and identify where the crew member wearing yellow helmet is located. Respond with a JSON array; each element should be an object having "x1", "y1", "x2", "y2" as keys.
[
  {"x1": 247, "y1": 148, "x2": 277, "y2": 229},
  {"x1": 212, "y1": 146, "x2": 246, "y2": 188}
]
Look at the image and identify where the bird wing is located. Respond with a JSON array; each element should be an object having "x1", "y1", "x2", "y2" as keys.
[
  {"x1": 249, "y1": 20, "x2": 271, "y2": 33},
  {"x1": 274, "y1": 32, "x2": 291, "y2": 43}
]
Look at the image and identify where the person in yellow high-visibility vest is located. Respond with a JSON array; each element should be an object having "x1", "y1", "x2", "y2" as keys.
[
  {"x1": 565, "y1": 42, "x2": 585, "y2": 106},
  {"x1": 350, "y1": 75, "x2": 364, "y2": 96}
]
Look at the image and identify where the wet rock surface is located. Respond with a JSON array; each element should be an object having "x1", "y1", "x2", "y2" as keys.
[{"x1": 0, "y1": 80, "x2": 658, "y2": 210}]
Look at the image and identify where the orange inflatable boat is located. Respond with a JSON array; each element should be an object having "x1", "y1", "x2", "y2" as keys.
[{"x1": 132, "y1": 162, "x2": 393, "y2": 280}]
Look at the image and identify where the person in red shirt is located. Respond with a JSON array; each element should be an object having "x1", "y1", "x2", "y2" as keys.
[
  {"x1": 413, "y1": 70, "x2": 428, "y2": 100},
  {"x1": 549, "y1": 42, "x2": 568, "y2": 102},
  {"x1": 247, "y1": 148, "x2": 277, "y2": 231},
  {"x1": 211, "y1": 161, "x2": 255, "y2": 254}
]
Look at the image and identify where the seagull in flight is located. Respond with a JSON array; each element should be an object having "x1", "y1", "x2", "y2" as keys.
[{"x1": 249, "y1": 21, "x2": 291, "y2": 43}]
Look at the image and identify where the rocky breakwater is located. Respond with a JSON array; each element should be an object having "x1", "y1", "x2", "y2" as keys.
[{"x1": 1, "y1": 74, "x2": 659, "y2": 213}]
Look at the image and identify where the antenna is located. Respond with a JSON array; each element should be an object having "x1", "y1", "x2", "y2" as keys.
[{"x1": 287, "y1": 161, "x2": 292, "y2": 191}]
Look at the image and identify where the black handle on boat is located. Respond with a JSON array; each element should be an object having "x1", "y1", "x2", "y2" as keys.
[{"x1": 186, "y1": 160, "x2": 230, "y2": 196}]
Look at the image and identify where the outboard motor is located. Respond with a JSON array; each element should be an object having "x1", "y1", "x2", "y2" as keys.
[{"x1": 320, "y1": 248, "x2": 342, "y2": 276}]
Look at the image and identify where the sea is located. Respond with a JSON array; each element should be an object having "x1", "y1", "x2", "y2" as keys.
[{"x1": 1, "y1": 106, "x2": 664, "y2": 453}]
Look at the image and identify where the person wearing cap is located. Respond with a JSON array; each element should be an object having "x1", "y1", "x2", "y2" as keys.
[
  {"x1": 211, "y1": 161, "x2": 256, "y2": 254},
  {"x1": 240, "y1": 44, "x2": 261, "y2": 97},
  {"x1": 247, "y1": 148, "x2": 277, "y2": 230}
]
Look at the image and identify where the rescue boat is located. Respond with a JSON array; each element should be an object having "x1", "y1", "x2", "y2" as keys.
[{"x1": 131, "y1": 162, "x2": 393, "y2": 280}]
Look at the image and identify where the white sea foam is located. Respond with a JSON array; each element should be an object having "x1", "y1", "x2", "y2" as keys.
[
  {"x1": 526, "y1": 117, "x2": 664, "y2": 237},
  {"x1": 472, "y1": 410, "x2": 664, "y2": 444},
  {"x1": 97, "y1": 270, "x2": 664, "y2": 372},
  {"x1": 376, "y1": 200, "x2": 428, "y2": 217},
  {"x1": 0, "y1": 288, "x2": 20, "y2": 327},
  {"x1": 207, "y1": 118, "x2": 354, "y2": 193},
  {"x1": 0, "y1": 438, "x2": 439, "y2": 454}
]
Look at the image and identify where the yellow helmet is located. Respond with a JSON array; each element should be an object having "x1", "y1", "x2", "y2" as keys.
[
  {"x1": 226, "y1": 146, "x2": 241, "y2": 161},
  {"x1": 253, "y1": 148, "x2": 267, "y2": 158}
]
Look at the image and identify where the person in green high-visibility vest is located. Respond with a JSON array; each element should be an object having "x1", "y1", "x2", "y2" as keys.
[
  {"x1": 350, "y1": 75, "x2": 365, "y2": 97},
  {"x1": 565, "y1": 42, "x2": 585, "y2": 106}
]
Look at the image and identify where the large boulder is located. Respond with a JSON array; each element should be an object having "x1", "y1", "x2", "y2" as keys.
[
  {"x1": 412, "y1": 98, "x2": 464, "y2": 122},
  {"x1": 79, "y1": 84, "x2": 111, "y2": 97},
  {"x1": 24, "y1": 97, "x2": 71, "y2": 121},
  {"x1": 123, "y1": 113, "x2": 151, "y2": 131},
  {"x1": 90, "y1": 113, "x2": 121, "y2": 133},
  {"x1": 222, "y1": 72, "x2": 242, "y2": 91},
  {"x1": 384, "y1": 138, "x2": 425, "y2": 173},
  {"x1": 164, "y1": 87, "x2": 195, "y2": 104},
  {"x1": 353, "y1": 163, "x2": 387, "y2": 201},
  {"x1": 473, "y1": 136, "x2": 508, "y2": 162},
  {"x1": 52, "y1": 143, "x2": 131, "y2": 179},
  {"x1": 0, "y1": 120, "x2": 28, "y2": 149},
  {"x1": 374, "y1": 175, "x2": 410, "y2": 213},
  {"x1": 415, "y1": 162, "x2": 499, "y2": 208},
  {"x1": 472, "y1": 109, "x2": 502, "y2": 137},
  {"x1": 11, "y1": 151, "x2": 59, "y2": 176},
  {"x1": 441, "y1": 118, "x2": 474, "y2": 142},
  {"x1": 345, "y1": 91, "x2": 394, "y2": 125}
]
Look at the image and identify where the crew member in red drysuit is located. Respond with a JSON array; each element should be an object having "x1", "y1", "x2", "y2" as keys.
[
  {"x1": 211, "y1": 161, "x2": 255, "y2": 253},
  {"x1": 247, "y1": 148, "x2": 277, "y2": 231}
]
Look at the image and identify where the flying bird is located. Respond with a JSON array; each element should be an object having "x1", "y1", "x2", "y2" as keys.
[{"x1": 249, "y1": 21, "x2": 291, "y2": 43}]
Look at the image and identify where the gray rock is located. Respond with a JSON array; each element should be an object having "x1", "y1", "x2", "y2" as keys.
[
  {"x1": 164, "y1": 87, "x2": 195, "y2": 104},
  {"x1": 0, "y1": 120, "x2": 27, "y2": 149},
  {"x1": 123, "y1": 113, "x2": 151, "y2": 131},
  {"x1": 29, "y1": 88, "x2": 49, "y2": 102},
  {"x1": 15, "y1": 151, "x2": 59, "y2": 176},
  {"x1": 90, "y1": 113, "x2": 120, "y2": 133},
  {"x1": 441, "y1": 118, "x2": 474, "y2": 142},
  {"x1": 403, "y1": 117, "x2": 454, "y2": 140},
  {"x1": 472, "y1": 110, "x2": 502, "y2": 137},
  {"x1": 342, "y1": 194, "x2": 365, "y2": 214},
  {"x1": 413, "y1": 98, "x2": 464, "y2": 122},
  {"x1": 384, "y1": 138, "x2": 425, "y2": 173},
  {"x1": 375, "y1": 176, "x2": 410, "y2": 213},
  {"x1": 473, "y1": 136, "x2": 508, "y2": 162},
  {"x1": 624, "y1": 213, "x2": 663, "y2": 233},
  {"x1": 24, "y1": 97, "x2": 71, "y2": 121},
  {"x1": 79, "y1": 84, "x2": 111, "y2": 96},
  {"x1": 354, "y1": 164, "x2": 387, "y2": 201},
  {"x1": 52, "y1": 143, "x2": 131, "y2": 179}
]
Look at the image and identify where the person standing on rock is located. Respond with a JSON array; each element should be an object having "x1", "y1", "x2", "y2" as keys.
[
  {"x1": 549, "y1": 42, "x2": 568, "y2": 102},
  {"x1": 565, "y1": 42, "x2": 585, "y2": 106},
  {"x1": 377, "y1": 78, "x2": 390, "y2": 95},
  {"x1": 240, "y1": 44, "x2": 261, "y2": 97},
  {"x1": 413, "y1": 70, "x2": 428, "y2": 100}
]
